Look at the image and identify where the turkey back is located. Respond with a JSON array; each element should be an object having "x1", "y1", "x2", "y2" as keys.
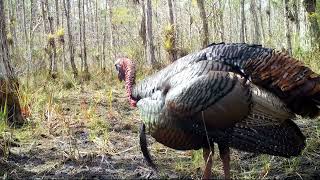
[{"x1": 207, "y1": 43, "x2": 320, "y2": 118}]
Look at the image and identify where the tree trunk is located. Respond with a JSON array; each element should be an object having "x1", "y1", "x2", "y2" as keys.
[
  {"x1": 284, "y1": 0, "x2": 292, "y2": 55},
  {"x1": 250, "y1": 0, "x2": 260, "y2": 44},
  {"x1": 95, "y1": 0, "x2": 100, "y2": 69},
  {"x1": 22, "y1": 0, "x2": 28, "y2": 48},
  {"x1": 82, "y1": 0, "x2": 90, "y2": 80},
  {"x1": 55, "y1": 0, "x2": 60, "y2": 27},
  {"x1": 303, "y1": 0, "x2": 320, "y2": 48},
  {"x1": 167, "y1": 0, "x2": 177, "y2": 62},
  {"x1": 78, "y1": 0, "x2": 84, "y2": 71},
  {"x1": 145, "y1": 0, "x2": 155, "y2": 66},
  {"x1": 139, "y1": 0, "x2": 147, "y2": 63},
  {"x1": 197, "y1": 0, "x2": 209, "y2": 48},
  {"x1": 27, "y1": 0, "x2": 34, "y2": 87},
  {"x1": 102, "y1": 0, "x2": 107, "y2": 72},
  {"x1": 240, "y1": 0, "x2": 246, "y2": 43},
  {"x1": 218, "y1": 0, "x2": 225, "y2": 42},
  {"x1": 8, "y1": 0, "x2": 17, "y2": 48},
  {"x1": 63, "y1": 0, "x2": 78, "y2": 78},
  {"x1": 107, "y1": 0, "x2": 115, "y2": 58},
  {"x1": 45, "y1": 0, "x2": 58, "y2": 78},
  {"x1": 293, "y1": 0, "x2": 300, "y2": 47},
  {"x1": 228, "y1": 0, "x2": 233, "y2": 42},
  {"x1": 258, "y1": 0, "x2": 265, "y2": 43},
  {"x1": 0, "y1": 0, "x2": 24, "y2": 125},
  {"x1": 188, "y1": 2, "x2": 192, "y2": 47},
  {"x1": 55, "y1": 0, "x2": 62, "y2": 72},
  {"x1": 267, "y1": 0, "x2": 272, "y2": 43}
]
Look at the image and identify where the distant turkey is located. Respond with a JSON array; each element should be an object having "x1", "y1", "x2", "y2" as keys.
[{"x1": 114, "y1": 43, "x2": 320, "y2": 179}]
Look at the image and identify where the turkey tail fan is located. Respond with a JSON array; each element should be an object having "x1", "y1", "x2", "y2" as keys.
[
  {"x1": 243, "y1": 51, "x2": 320, "y2": 118},
  {"x1": 215, "y1": 119, "x2": 306, "y2": 157},
  {"x1": 139, "y1": 123, "x2": 157, "y2": 170}
]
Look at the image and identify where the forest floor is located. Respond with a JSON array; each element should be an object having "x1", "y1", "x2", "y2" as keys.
[{"x1": 1, "y1": 72, "x2": 320, "y2": 179}]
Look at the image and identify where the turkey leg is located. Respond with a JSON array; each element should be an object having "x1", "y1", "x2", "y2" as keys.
[
  {"x1": 218, "y1": 144, "x2": 231, "y2": 179},
  {"x1": 202, "y1": 147, "x2": 213, "y2": 179}
]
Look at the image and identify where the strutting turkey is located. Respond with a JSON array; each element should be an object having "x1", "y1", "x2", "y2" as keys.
[{"x1": 114, "y1": 43, "x2": 320, "y2": 179}]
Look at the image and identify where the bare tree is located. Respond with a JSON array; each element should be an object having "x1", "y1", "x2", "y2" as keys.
[
  {"x1": 82, "y1": 0, "x2": 90, "y2": 80},
  {"x1": 95, "y1": 0, "x2": 100, "y2": 68},
  {"x1": 107, "y1": 0, "x2": 115, "y2": 58},
  {"x1": 0, "y1": 0, "x2": 24, "y2": 125},
  {"x1": 258, "y1": 0, "x2": 265, "y2": 43},
  {"x1": 27, "y1": 0, "x2": 34, "y2": 86},
  {"x1": 166, "y1": 0, "x2": 177, "y2": 62},
  {"x1": 250, "y1": 0, "x2": 260, "y2": 44},
  {"x1": 45, "y1": 0, "x2": 58, "y2": 78},
  {"x1": 197, "y1": 0, "x2": 209, "y2": 48},
  {"x1": 267, "y1": 0, "x2": 272, "y2": 42},
  {"x1": 22, "y1": 0, "x2": 28, "y2": 48},
  {"x1": 63, "y1": 0, "x2": 78, "y2": 78},
  {"x1": 78, "y1": 0, "x2": 84, "y2": 71},
  {"x1": 284, "y1": 0, "x2": 292, "y2": 55},
  {"x1": 304, "y1": 0, "x2": 320, "y2": 48},
  {"x1": 145, "y1": 0, "x2": 155, "y2": 66},
  {"x1": 218, "y1": 0, "x2": 225, "y2": 42},
  {"x1": 55, "y1": 0, "x2": 60, "y2": 27},
  {"x1": 240, "y1": 0, "x2": 246, "y2": 43},
  {"x1": 293, "y1": 0, "x2": 300, "y2": 47},
  {"x1": 41, "y1": 0, "x2": 48, "y2": 35},
  {"x1": 102, "y1": 0, "x2": 108, "y2": 71}
]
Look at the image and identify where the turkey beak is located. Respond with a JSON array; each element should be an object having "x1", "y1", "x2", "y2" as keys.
[{"x1": 115, "y1": 64, "x2": 125, "y2": 82}]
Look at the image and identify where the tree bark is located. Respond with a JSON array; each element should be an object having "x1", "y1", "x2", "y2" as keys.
[
  {"x1": 284, "y1": 0, "x2": 292, "y2": 55},
  {"x1": 41, "y1": 1, "x2": 48, "y2": 37},
  {"x1": 250, "y1": 0, "x2": 261, "y2": 44},
  {"x1": 145, "y1": 0, "x2": 155, "y2": 66},
  {"x1": 78, "y1": 0, "x2": 84, "y2": 71},
  {"x1": 82, "y1": 0, "x2": 90, "y2": 80},
  {"x1": 218, "y1": 0, "x2": 225, "y2": 42},
  {"x1": 258, "y1": 0, "x2": 265, "y2": 43},
  {"x1": 0, "y1": 0, "x2": 24, "y2": 125},
  {"x1": 107, "y1": 0, "x2": 115, "y2": 58},
  {"x1": 228, "y1": 0, "x2": 233, "y2": 42},
  {"x1": 303, "y1": 0, "x2": 320, "y2": 48},
  {"x1": 45, "y1": 0, "x2": 58, "y2": 78},
  {"x1": 167, "y1": 0, "x2": 177, "y2": 62},
  {"x1": 27, "y1": 0, "x2": 34, "y2": 87},
  {"x1": 197, "y1": 0, "x2": 209, "y2": 48},
  {"x1": 240, "y1": 0, "x2": 246, "y2": 43},
  {"x1": 8, "y1": 0, "x2": 17, "y2": 47},
  {"x1": 293, "y1": 0, "x2": 300, "y2": 47},
  {"x1": 22, "y1": 0, "x2": 28, "y2": 48},
  {"x1": 267, "y1": 0, "x2": 272, "y2": 42},
  {"x1": 63, "y1": 0, "x2": 78, "y2": 78},
  {"x1": 139, "y1": 0, "x2": 147, "y2": 62},
  {"x1": 55, "y1": 0, "x2": 60, "y2": 28},
  {"x1": 102, "y1": 0, "x2": 108, "y2": 71},
  {"x1": 95, "y1": 0, "x2": 100, "y2": 69}
]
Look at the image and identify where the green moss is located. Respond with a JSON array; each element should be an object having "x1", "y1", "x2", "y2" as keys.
[
  {"x1": 6, "y1": 33, "x2": 13, "y2": 45},
  {"x1": 163, "y1": 24, "x2": 175, "y2": 52}
]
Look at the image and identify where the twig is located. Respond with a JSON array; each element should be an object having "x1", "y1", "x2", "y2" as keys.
[{"x1": 113, "y1": 145, "x2": 138, "y2": 155}]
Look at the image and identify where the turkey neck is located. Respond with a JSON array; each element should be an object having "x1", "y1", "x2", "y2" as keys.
[{"x1": 123, "y1": 59, "x2": 137, "y2": 107}]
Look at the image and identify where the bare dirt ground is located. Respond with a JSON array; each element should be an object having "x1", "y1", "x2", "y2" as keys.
[{"x1": 1, "y1": 79, "x2": 320, "y2": 179}]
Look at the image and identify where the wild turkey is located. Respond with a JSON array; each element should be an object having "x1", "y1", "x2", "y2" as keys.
[{"x1": 114, "y1": 43, "x2": 320, "y2": 179}]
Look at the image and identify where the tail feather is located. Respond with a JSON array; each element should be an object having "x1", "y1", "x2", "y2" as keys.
[
  {"x1": 244, "y1": 52, "x2": 320, "y2": 118},
  {"x1": 212, "y1": 119, "x2": 306, "y2": 157}
]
